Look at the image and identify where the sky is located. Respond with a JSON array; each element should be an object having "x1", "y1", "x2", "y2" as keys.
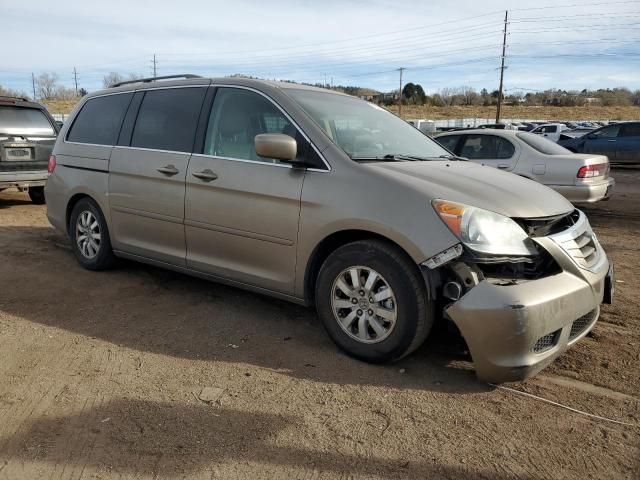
[{"x1": 1, "y1": 0, "x2": 639, "y2": 96}]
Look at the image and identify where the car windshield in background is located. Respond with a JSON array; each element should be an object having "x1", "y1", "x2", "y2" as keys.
[
  {"x1": 286, "y1": 89, "x2": 449, "y2": 160},
  {"x1": 516, "y1": 131, "x2": 572, "y2": 155},
  {"x1": 0, "y1": 106, "x2": 55, "y2": 135}
]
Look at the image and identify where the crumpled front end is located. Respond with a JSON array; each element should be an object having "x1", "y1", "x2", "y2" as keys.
[{"x1": 441, "y1": 210, "x2": 611, "y2": 383}]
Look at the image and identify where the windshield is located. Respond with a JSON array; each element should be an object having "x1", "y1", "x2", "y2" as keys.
[
  {"x1": 516, "y1": 132, "x2": 571, "y2": 155},
  {"x1": 286, "y1": 89, "x2": 449, "y2": 160},
  {"x1": 0, "y1": 106, "x2": 55, "y2": 135}
]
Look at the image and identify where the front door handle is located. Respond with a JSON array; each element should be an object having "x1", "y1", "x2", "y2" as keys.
[
  {"x1": 192, "y1": 169, "x2": 218, "y2": 182},
  {"x1": 497, "y1": 164, "x2": 510, "y2": 169},
  {"x1": 607, "y1": 139, "x2": 617, "y2": 142},
  {"x1": 157, "y1": 164, "x2": 179, "y2": 176}
]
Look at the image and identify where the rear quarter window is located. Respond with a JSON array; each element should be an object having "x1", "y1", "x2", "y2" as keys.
[
  {"x1": 435, "y1": 135, "x2": 461, "y2": 152},
  {"x1": 67, "y1": 93, "x2": 133, "y2": 145},
  {"x1": 131, "y1": 87, "x2": 206, "y2": 152}
]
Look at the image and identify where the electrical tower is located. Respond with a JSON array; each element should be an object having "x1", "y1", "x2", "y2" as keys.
[{"x1": 496, "y1": 10, "x2": 509, "y2": 123}]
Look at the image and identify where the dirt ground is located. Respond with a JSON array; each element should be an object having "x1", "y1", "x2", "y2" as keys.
[{"x1": 0, "y1": 170, "x2": 639, "y2": 479}]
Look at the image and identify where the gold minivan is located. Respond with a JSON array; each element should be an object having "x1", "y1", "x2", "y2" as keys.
[{"x1": 45, "y1": 75, "x2": 613, "y2": 382}]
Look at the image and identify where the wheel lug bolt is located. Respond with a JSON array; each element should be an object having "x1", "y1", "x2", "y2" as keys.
[
  {"x1": 368, "y1": 309, "x2": 374, "y2": 315},
  {"x1": 359, "y1": 290, "x2": 365, "y2": 296},
  {"x1": 369, "y1": 297, "x2": 373, "y2": 303},
  {"x1": 351, "y1": 298, "x2": 358, "y2": 304},
  {"x1": 357, "y1": 309, "x2": 363, "y2": 315}
]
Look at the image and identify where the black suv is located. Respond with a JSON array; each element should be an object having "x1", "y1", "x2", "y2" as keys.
[{"x1": 0, "y1": 96, "x2": 59, "y2": 203}]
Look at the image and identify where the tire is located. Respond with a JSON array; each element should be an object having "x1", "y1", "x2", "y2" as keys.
[
  {"x1": 315, "y1": 239, "x2": 433, "y2": 363},
  {"x1": 28, "y1": 186, "x2": 46, "y2": 204},
  {"x1": 69, "y1": 198, "x2": 116, "y2": 270}
]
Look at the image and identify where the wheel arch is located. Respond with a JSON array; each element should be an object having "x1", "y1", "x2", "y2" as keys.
[{"x1": 303, "y1": 229, "x2": 421, "y2": 305}]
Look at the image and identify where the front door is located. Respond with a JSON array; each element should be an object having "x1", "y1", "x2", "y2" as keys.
[
  {"x1": 582, "y1": 124, "x2": 621, "y2": 162},
  {"x1": 185, "y1": 87, "x2": 307, "y2": 294},
  {"x1": 109, "y1": 86, "x2": 207, "y2": 265}
]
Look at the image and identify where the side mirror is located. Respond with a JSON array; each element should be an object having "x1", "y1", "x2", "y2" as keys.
[{"x1": 255, "y1": 133, "x2": 297, "y2": 162}]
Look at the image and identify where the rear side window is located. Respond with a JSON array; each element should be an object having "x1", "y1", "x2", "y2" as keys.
[
  {"x1": 435, "y1": 135, "x2": 461, "y2": 152},
  {"x1": 460, "y1": 135, "x2": 515, "y2": 160},
  {"x1": 620, "y1": 123, "x2": 640, "y2": 137},
  {"x1": 0, "y1": 106, "x2": 54, "y2": 135},
  {"x1": 131, "y1": 88, "x2": 206, "y2": 152},
  {"x1": 67, "y1": 93, "x2": 133, "y2": 145}
]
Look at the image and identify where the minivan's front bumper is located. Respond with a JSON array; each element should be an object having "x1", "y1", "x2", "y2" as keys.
[{"x1": 444, "y1": 210, "x2": 610, "y2": 383}]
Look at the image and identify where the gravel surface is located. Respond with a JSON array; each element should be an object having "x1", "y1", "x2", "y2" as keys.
[{"x1": 0, "y1": 170, "x2": 638, "y2": 479}]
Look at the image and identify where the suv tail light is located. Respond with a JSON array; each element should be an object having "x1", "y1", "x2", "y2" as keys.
[
  {"x1": 47, "y1": 154, "x2": 57, "y2": 175},
  {"x1": 577, "y1": 163, "x2": 608, "y2": 179}
]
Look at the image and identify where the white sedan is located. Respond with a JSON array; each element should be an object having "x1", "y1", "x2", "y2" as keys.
[{"x1": 434, "y1": 129, "x2": 615, "y2": 203}]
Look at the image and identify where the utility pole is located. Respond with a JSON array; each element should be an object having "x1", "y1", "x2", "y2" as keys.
[
  {"x1": 496, "y1": 10, "x2": 508, "y2": 123},
  {"x1": 31, "y1": 73, "x2": 36, "y2": 101},
  {"x1": 72, "y1": 67, "x2": 79, "y2": 95},
  {"x1": 398, "y1": 67, "x2": 405, "y2": 116},
  {"x1": 152, "y1": 54, "x2": 158, "y2": 77}
]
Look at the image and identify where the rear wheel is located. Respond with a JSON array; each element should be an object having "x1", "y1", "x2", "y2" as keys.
[
  {"x1": 69, "y1": 198, "x2": 116, "y2": 270},
  {"x1": 315, "y1": 239, "x2": 433, "y2": 363},
  {"x1": 28, "y1": 186, "x2": 45, "y2": 204}
]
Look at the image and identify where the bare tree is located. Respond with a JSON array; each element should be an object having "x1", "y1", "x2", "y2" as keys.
[
  {"x1": 103, "y1": 72, "x2": 124, "y2": 88},
  {"x1": 35, "y1": 72, "x2": 59, "y2": 100},
  {"x1": 0, "y1": 85, "x2": 27, "y2": 98}
]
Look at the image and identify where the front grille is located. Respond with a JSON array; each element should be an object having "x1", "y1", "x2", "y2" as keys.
[
  {"x1": 548, "y1": 210, "x2": 601, "y2": 271},
  {"x1": 569, "y1": 309, "x2": 597, "y2": 340},
  {"x1": 533, "y1": 329, "x2": 560, "y2": 353}
]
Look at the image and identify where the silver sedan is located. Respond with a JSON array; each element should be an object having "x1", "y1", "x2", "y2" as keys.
[{"x1": 435, "y1": 129, "x2": 615, "y2": 203}]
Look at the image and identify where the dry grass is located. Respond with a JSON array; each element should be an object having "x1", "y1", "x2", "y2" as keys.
[
  {"x1": 44, "y1": 97, "x2": 640, "y2": 122},
  {"x1": 394, "y1": 104, "x2": 640, "y2": 121}
]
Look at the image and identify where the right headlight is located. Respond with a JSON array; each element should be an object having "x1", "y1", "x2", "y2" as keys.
[{"x1": 432, "y1": 199, "x2": 537, "y2": 257}]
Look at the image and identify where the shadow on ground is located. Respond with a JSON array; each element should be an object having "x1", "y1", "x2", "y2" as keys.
[{"x1": 0, "y1": 224, "x2": 486, "y2": 395}]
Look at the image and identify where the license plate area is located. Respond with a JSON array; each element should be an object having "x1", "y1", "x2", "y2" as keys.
[{"x1": 4, "y1": 147, "x2": 34, "y2": 161}]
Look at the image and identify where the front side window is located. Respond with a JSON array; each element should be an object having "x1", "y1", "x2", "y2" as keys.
[
  {"x1": 286, "y1": 89, "x2": 449, "y2": 160},
  {"x1": 0, "y1": 106, "x2": 54, "y2": 135},
  {"x1": 67, "y1": 93, "x2": 132, "y2": 145},
  {"x1": 204, "y1": 88, "x2": 308, "y2": 164},
  {"x1": 131, "y1": 87, "x2": 206, "y2": 152},
  {"x1": 590, "y1": 125, "x2": 621, "y2": 139},
  {"x1": 459, "y1": 135, "x2": 515, "y2": 160}
]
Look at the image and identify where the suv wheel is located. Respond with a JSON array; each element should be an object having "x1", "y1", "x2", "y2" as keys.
[
  {"x1": 315, "y1": 239, "x2": 433, "y2": 363},
  {"x1": 28, "y1": 186, "x2": 45, "y2": 204},
  {"x1": 69, "y1": 198, "x2": 116, "y2": 270}
]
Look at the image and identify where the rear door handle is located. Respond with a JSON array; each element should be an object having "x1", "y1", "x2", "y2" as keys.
[
  {"x1": 607, "y1": 139, "x2": 617, "y2": 142},
  {"x1": 497, "y1": 164, "x2": 510, "y2": 169},
  {"x1": 157, "y1": 164, "x2": 179, "y2": 176},
  {"x1": 192, "y1": 169, "x2": 218, "y2": 182}
]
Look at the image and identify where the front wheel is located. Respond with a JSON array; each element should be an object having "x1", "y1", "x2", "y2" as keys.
[
  {"x1": 28, "y1": 186, "x2": 45, "y2": 204},
  {"x1": 315, "y1": 239, "x2": 433, "y2": 363}
]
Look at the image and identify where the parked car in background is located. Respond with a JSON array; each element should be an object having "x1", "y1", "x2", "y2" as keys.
[
  {"x1": 0, "y1": 96, "x2": 59, "y2": 203},
  {"x1": 434, "y1": 129, "x2": 614, "y2": 203},
  {"x1": 517, "y1": 122, "x2": 536, "y2": 131},
  {"x1": 530, "y1": 123, "x2": 568, "y2": 142},
  {"x1": 45, "y1": 75, "x2": 613, "y2": 382},
  {"x1": 558, "y1": 122, "x2": 640, "y2": 164},
  {"x1": 477, "y1": 122, "x2": 518, "y2": 130}
]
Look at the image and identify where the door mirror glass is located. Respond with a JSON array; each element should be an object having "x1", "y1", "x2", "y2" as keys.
[{"x1": 255, "y1": 133, "x2": 297, "y2": 162}]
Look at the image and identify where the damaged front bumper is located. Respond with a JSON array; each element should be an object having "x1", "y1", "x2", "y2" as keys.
[{"x1": 440, "y1": 210, "x2": 611, "y2": 383}]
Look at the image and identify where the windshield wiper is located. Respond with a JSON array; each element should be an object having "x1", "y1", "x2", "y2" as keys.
[
  {"x1": 438, "y1": 154, "x2": 467, "y2": 161},
  {"x1": 351, "y1": 154, "x2": 430, "y2": 162}
]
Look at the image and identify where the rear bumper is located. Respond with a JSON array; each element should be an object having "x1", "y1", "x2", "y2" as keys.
[
  {"x1": 551, "y1": 177, "x2": 614, "y2": 203},
  {"x1": 0, "y1": 170, "x2": 47, "y2": 188}
]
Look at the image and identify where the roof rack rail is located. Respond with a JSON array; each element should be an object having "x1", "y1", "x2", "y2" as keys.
[
  {"x1": 109, "y1": 74, "x2": 203, "y2": 88},
  {"x1": 0, "y1": 95, "x2": 30, "y2": 102}
]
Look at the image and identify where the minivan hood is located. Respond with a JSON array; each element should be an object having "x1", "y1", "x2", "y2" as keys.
[{"x1": 365, "y1": 160, "x2": 574, "y2": 218}]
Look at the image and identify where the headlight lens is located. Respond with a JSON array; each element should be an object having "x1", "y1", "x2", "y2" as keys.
[{"x1": 433, "y1": 199, "x2": 537, "y2": 256}]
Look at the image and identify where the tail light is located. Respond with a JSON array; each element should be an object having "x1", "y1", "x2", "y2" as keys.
[
  {"x1": 47, "y1": 154, "x2": 57, "y2": 175},
  {"x1": 577, "y1": 163, "x2": 608, "y2": 179}
]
